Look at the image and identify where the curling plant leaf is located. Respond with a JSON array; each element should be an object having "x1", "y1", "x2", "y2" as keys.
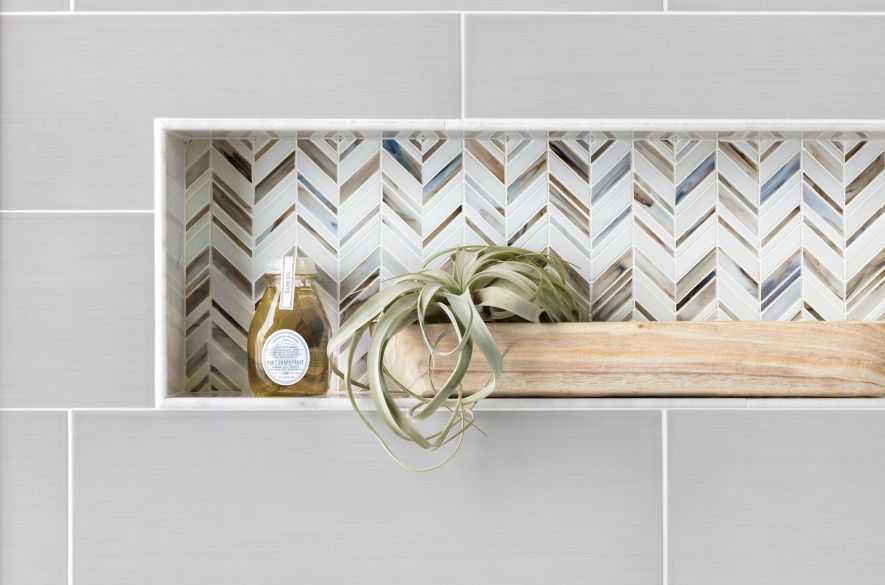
[{"x1": 327, "y1": 245, "x2": 586, "y2": 470}]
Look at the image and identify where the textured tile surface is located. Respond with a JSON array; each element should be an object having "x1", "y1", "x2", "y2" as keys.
[
  {"x1": 0, "y1": 213, "x2": 154, "y2": 407},
  {"x1": 669, "y1": 410, "x2": 885, "y2": 585},
  {"x1": 180, "y1": 132, "x2": 884, "y2": 395},
  {"x1": 671, "y1": 0, "x2": 885, "y2": 10},
  {"x1": 0, "y1": 411, "x2": 68, "y2": 585},
  {"x1": 0, "y1": 0, "x2": 68, "y2": 10},
  {"x1": 76, "y1": 0, "x2": 660, "y2": 10},
  {"x1": 74, "y1": 410, "x2": 662, "y2": 585},
  {"x1": 0, "y1": 14, "x2": 460, "y2": 209},
  {"x1": 465, "y1": 15, "x2": 885, "y2": 118}
]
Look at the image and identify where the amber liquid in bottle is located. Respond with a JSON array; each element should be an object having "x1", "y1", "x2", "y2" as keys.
[{"x1": 248, "y1": 268, "x2": 330, "y2": 397}]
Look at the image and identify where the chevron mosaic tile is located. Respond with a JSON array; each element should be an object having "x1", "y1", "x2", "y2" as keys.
[{"x1": 179, "y1": 131, "x2": 884, "y2": 396}]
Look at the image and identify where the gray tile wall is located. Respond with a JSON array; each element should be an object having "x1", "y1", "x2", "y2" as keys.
[
  {"x1": 73, "y1": 0, "x2": 660, "y2": 10},
  {"x1": 0, "y1": 0, "x2": 67, "y2": 10},
  {"x1": 0, "y1": 213, "x2": 154, "y2": 407},
  {"x1": 669, "y1": 410, "x2": 885, "y2": 585},
  {"x1": 670, "y1": 0, "x2": 885, "y2": 11},
  {"x1": 9, "y1": 0, "x2": 878, "y2": 12},
  {"x1": 0, "y1": 411, "x2": 68, "y2": 585},
  {"x1": 73, "y1": 410, "x2": 662, "y2": 585},
  {"x1": 2, "y1": 6, "x2": 885, "y2": 585},
  {"x1": 464, "y1": 15, "x2": 885, "y2": 119},
  {"x1": 0, "y1": 14, "x2": 460, "y2": 210}
]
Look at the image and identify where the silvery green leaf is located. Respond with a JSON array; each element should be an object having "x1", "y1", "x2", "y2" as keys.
[{"x1": 331, "y1": 245, "x2": 586, "y2": 470}]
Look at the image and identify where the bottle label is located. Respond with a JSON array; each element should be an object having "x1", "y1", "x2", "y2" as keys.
[
  {"x1": 279, "y1": 256, "x2": 295, "y2": 310},
  {"x1": 260, "y1": 329, "x2": 310, "y2": 386}
]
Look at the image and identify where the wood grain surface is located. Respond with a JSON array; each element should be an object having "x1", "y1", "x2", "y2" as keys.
[{"x1": 385, "y1": 322, "x2": 885, "y2": 397}]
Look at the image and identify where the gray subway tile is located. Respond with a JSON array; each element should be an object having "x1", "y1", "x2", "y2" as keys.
[
  {"x1": 75, "y1": 0, "x2": 661, "y2": 9},
  {"x1": 465, "y1": 15, "x2": 885, "y2": 119},
  {"x1": 671, "y1": 0, "x2": 885, "y2": 11},
  {"x1": 0, "y1": 14, "x2": 460, "y2": 209},
  {"x1": 0, "y1": 411, "x2": 67, "y2": 585},
  {"x1": 1, "y1": 0, "x2": 68, "y2": 10},
  {"x1": 669, "y1": 410, "x2": 885, "y2": 585},
  {"x1": 74, "y1": 410, "x2": 662, "y2": 585},
  {"x1": 0, "y1": 213, "x2": 154, "y2": 407}
]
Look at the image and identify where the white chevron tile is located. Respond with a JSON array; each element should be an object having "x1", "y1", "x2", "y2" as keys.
[
  {"x1": 177, "y1": 131, "x2": 884, "y2": 395},
  {"x1": 633, "y1": 138, "x2": 716, "y2": 321},
  {"x1": 464, "y1": 139, "x2": 506, "y2": 246},
  {"x1": 590, "y1": 137, "x2": 633, "y2": 322},
  {"x1": 802, "y1": 138, "x2": 845, "y2": 320},
  {"x1": 549, "y1": 136, "x2": 590, "y2": 308},
  {"x1": 507, "y1": 136, "x2": 547, "y2": 249}
]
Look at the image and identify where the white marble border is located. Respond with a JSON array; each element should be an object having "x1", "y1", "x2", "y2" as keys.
[
  {"x1": 158, "y1": 117, "x2": 885, "y2": 133},
  {"x1": 157, "y1": 396, "x2": 885, "y2": 411}
]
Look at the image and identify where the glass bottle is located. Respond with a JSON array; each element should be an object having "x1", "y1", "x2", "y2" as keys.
[{"x1": 248, "y1": 257, "x2": 330, "y2": 397}]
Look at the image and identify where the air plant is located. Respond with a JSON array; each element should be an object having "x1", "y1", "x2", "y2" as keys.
[{"x1": 328, "y1": 245, "x2": 586, "y2": 470}]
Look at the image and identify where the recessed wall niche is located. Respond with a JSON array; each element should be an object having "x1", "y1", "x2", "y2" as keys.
[{"x1": 157, "y1": 121, "x2": 885, "y2": 403}]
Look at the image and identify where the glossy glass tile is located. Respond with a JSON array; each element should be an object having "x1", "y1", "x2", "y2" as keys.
[{"x1": 180, "y1": 132, "x2": 885, "y2": 395}]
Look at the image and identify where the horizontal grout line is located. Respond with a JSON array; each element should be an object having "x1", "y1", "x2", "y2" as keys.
[
  {"x1": 1, "y1": 10, "x2": 467, "y2": 15},
  {"x1": 1, "y1": 407, "x2": 158, "y2": 411},
  {"x1": 0, "y1": 209, "x2": 154, "y2": 214},
  {"x1": 0, "y1": 404, "x2": 885, "y2": 413},
  {"x1": 3, "y1": 10, "x2": 885, "y2": 16},
  {"x1": 4, "y1": 405, "x2": 885, "y2": 412}
]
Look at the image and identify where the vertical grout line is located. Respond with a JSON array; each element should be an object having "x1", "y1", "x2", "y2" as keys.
[
  {"x1": 67, "y1": 409, "x2": 73, "y2": 585},
  {"x1": 460, "y1": 12, "x2": 467, "y2": 120},
  {"x1": 70, "y1": 0, "x2": 75, "y2": 12},
  {"x1": 661, "y1": 409, "x2": 669, "y2": 585}
]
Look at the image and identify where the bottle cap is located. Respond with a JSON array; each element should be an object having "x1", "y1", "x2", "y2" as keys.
[
  {"x1": 295, "y1": 257, "x2": 316, "y2": 275},
  {"x1": 265, "y1": 258, "x2": 283, "y2": 275}
]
